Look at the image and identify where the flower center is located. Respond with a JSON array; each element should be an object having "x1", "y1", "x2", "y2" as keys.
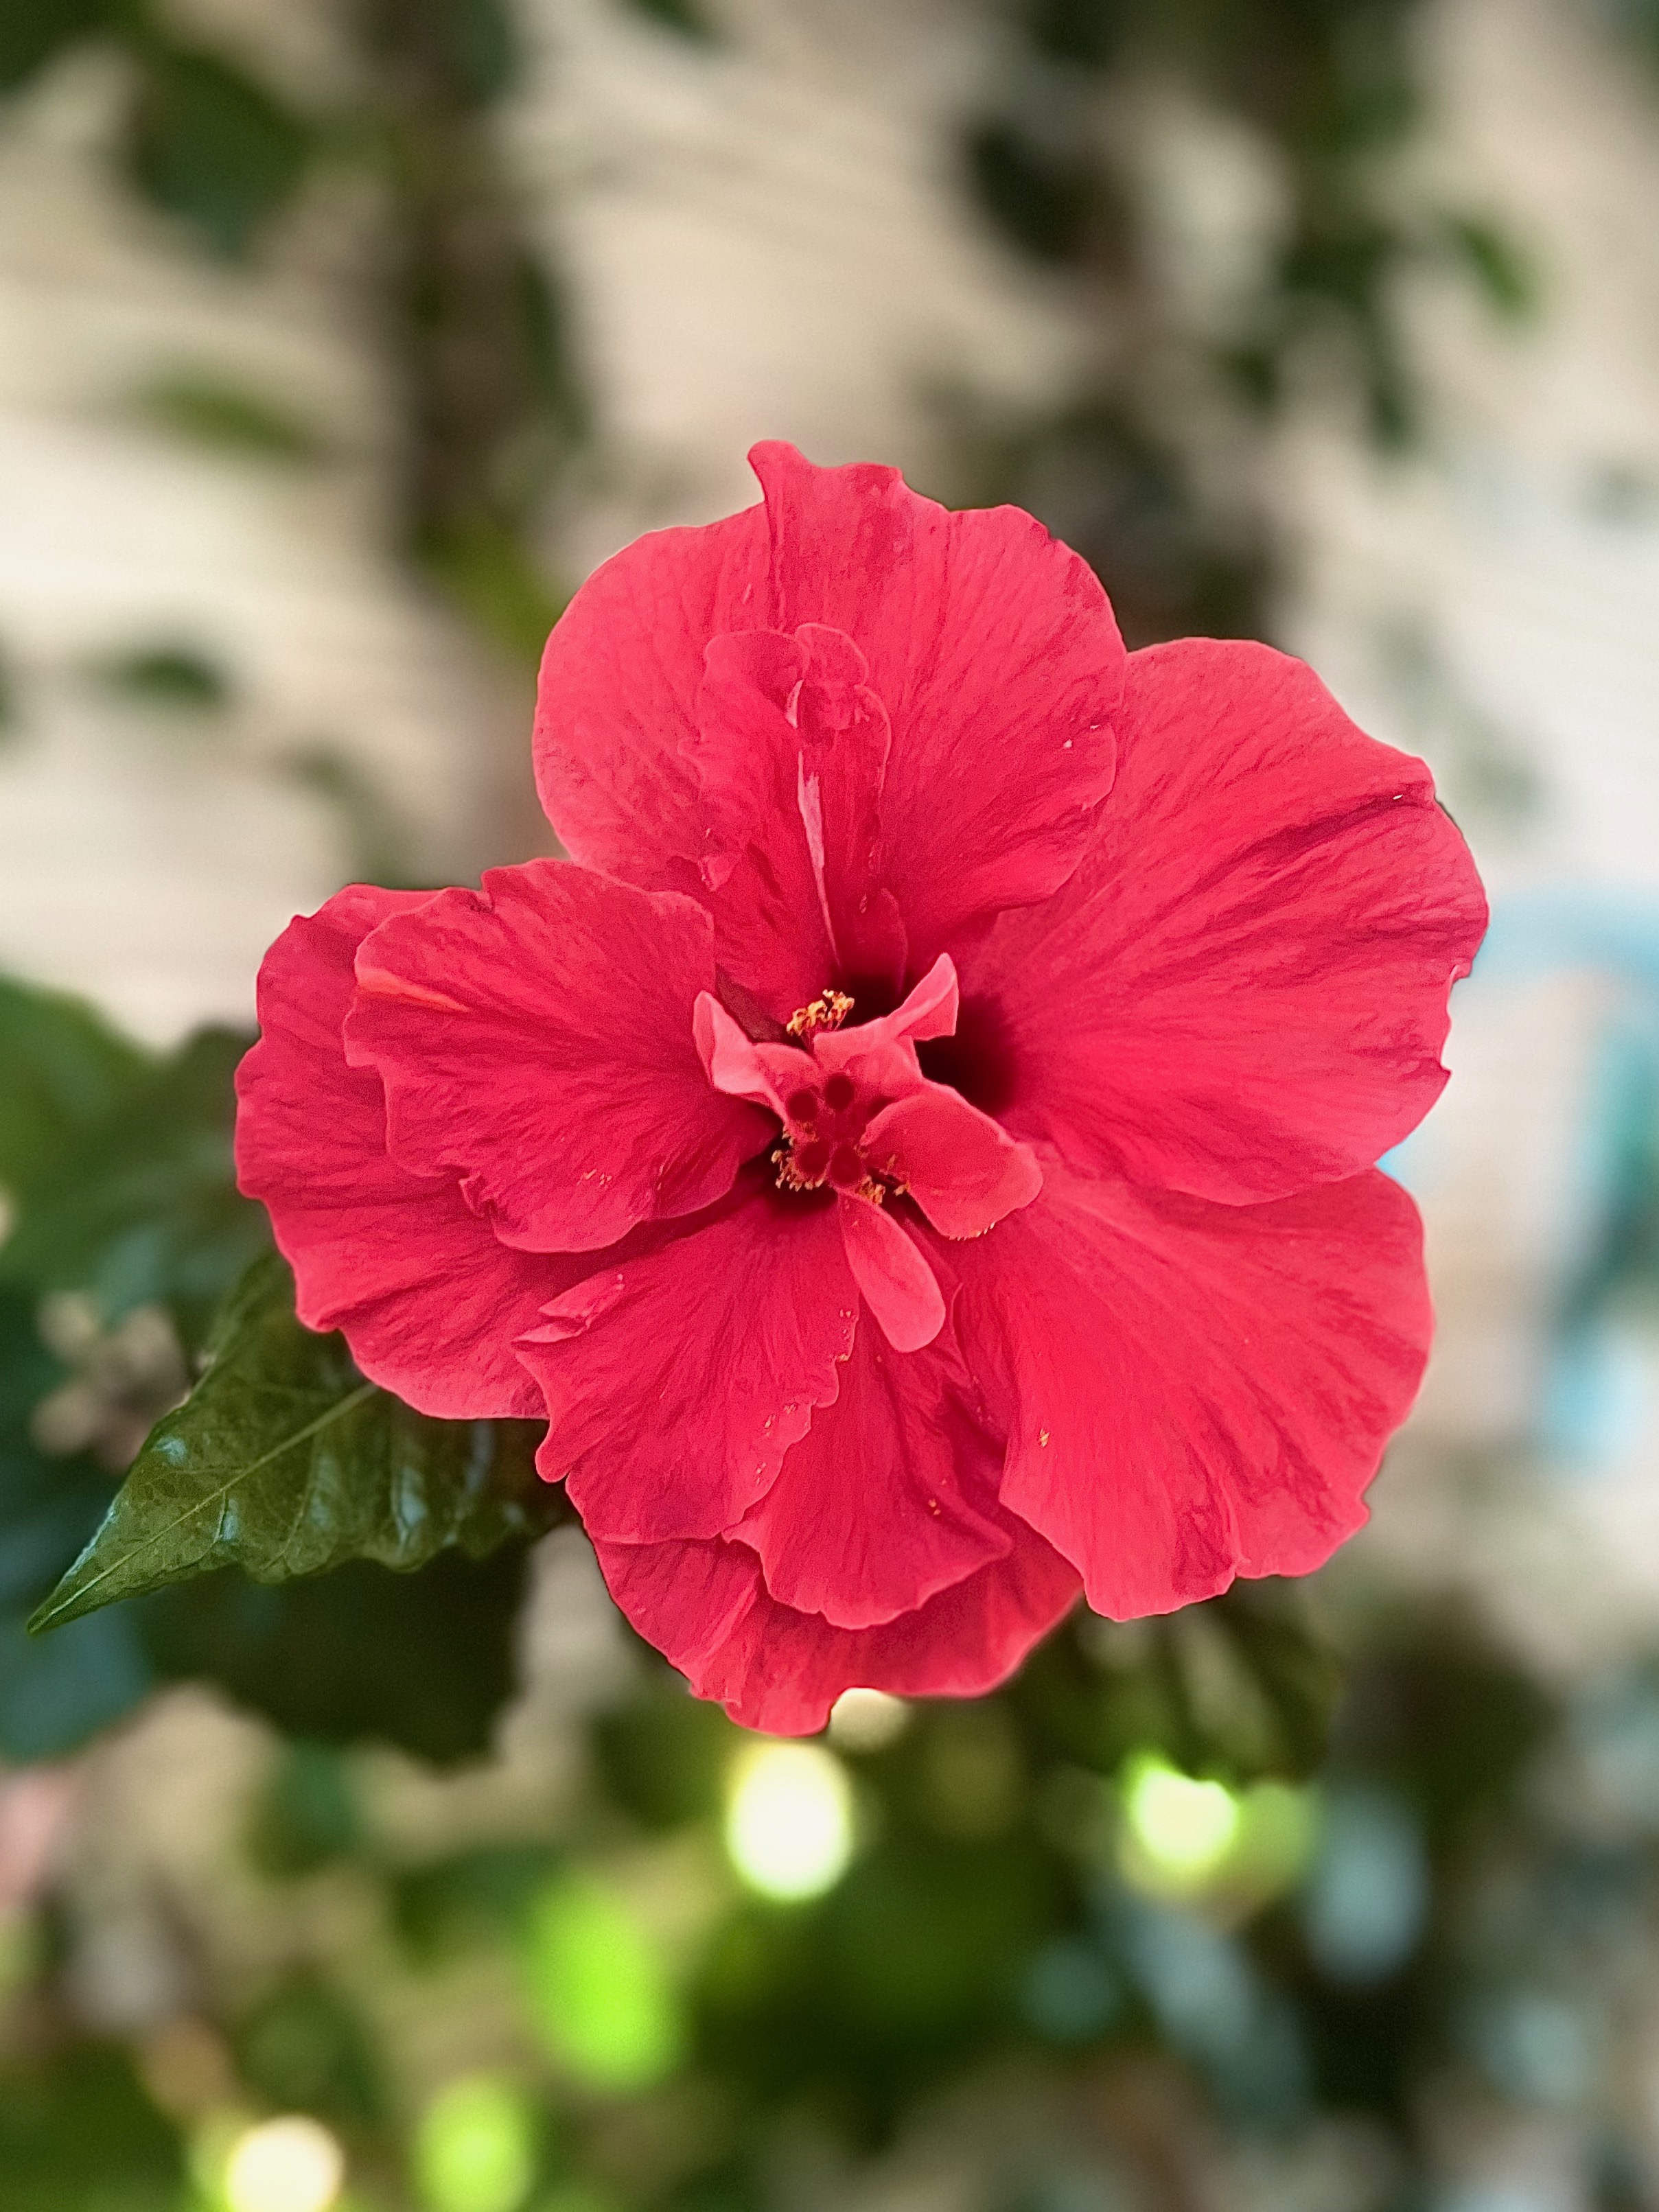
[{"x1": 772, "y1": 991, "x2": 902, "y2": 1205}]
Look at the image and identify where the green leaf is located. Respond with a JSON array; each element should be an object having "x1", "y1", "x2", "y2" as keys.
[
  {"x1": 0, "y1": 2043, "x2": 185, "y2": 2212},
  {"x1": 420, "y1": 517, "x2": 567, "y2": 668},
  {"x1": 0, "y1": 0, "x2": 108, "y2": 97},
  {"x1": 91, "y1": 640, "x2": 233, "y2": 712},
  {"x1": 0, "y1": 1291, "x2": 155, "y2": 1761},
  {"x1": 1440, "y1": 211, "x2": 1538, "y2": 322},
  {"x1": 125, "y1": 40, "x2": 314, "y2": 259},
  {"x1": 518, "y1": 257, "x2": 592, "y2": 444},
  {"x1": 615, "y1": 0, "x2": 718, "y2": 41},
  {"x1": 0, "y1": 975, "x2": 149, "y2": 1207},
  {"x1": 520, "y1": 1872, "x2": 686, "y2": 2090},
  {"x1": 134, "y1": 370, "x2": 328, "y2": 463},
  {"x1": 31, "y1": 1252, "x2": 561, "y2": 1631},
  {"x1": 0, "y1": 1023, "x2": 269, "y2": 1351},
  {"x1": 231, "y1": 1972, "x2": 386, "y2": 2128},
  {"x1": 437, "y1": 0, "x2": 522, "y2": 103},
  {"x1": 144, "y1": 1546, "x2": 535, "y2": 1763}
]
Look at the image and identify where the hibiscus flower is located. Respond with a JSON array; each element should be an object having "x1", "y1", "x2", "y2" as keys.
[{"x1": 235, "y1": 443, "x2": 1486, "y2": 1734}]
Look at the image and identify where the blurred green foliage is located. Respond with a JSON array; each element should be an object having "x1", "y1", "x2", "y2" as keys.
[
  {"x1": 133, "y1": 373, "x2": 328, "y2": 463},
  {"x1": 5, "y1": 953, "x2": 1621, "y2": 2206},
  {"x1": 30, "y1": 1250, "x2": 558, "y2": 1630},
  {"x1": 617, "y1": 0, "x2": 719, "y2": 40},
  {"x1": 91, "y1": 644, "x2": 235, "y2": 714},
  {"x1": 0, "y1": 2043, "x2": 185, "y2": 2212},
  {"x1": 124, "y1": 38, "x2": 312, "y2": 260},
  {"x1": 0, "y1": 0, "x2": 584, "y2": 664},
  {"x1": 0, "y1": 976, "x2": 561, "y2": 1765},
  {"x1": 956, "y1": 0, "x2": 1536, "y2": 644},
  {"x1": 0, "y1": 0, "x2": 106, "y2": 97}
]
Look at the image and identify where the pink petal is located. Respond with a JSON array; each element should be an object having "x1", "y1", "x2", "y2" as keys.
[
  {"x1": 533, "y1": 499, "x2": 773, "y2": 885},
  {"x1": 688, "y1": 626, "x2": 895, "y2": 1010},
  {"x1": 883, "y1": 953, "x2": 960, "y2": 1043},
  {"x1": 962, "y1": 640, "x2": 1489, "y2": 1204},
  {"x1": 345, "y1": 861, "x2": 770, "y2": 1254},
  {"x1": 533, "y1": 446, "x2": 1122, "y2": 1004},
  {"x1": 234, "y1": 887, "x2": 574, "y2": 1418},
  {"x1": 862, "y1": 1084, "x2": 1043, "y2": 1239},
  {"x1": 518, "y1": 1186, "x2": 858, "y2": 1544},
  {"x1": 749, "y1": 441, "x2": 1123, "y2": 963},
  {"x1": 837, "y1": 1195, "x2": 946, "y2": 1351},
  {"x1": 948, "y1": 1163, "x2": 1432, "y2": 1618},
  {"x1": 693, "y1": 992, "x2": 787, "y2": 1113},
  {"x1": 731, "y1": 1322, "x2": 1011, "y2": 1628},
  {"x1": 808, "y1": 953, "x2": 959, "y2": 1101},
  {"x1": 684, "y1": 630, "x2": 838, "y2": 1013},
  {"x1": 593, "y1": 1520, "x2": 1081, "y2": 1735}
]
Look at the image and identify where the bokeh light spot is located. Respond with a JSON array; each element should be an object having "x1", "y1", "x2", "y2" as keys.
[
  {"x1": 725, "y1": 1741, "x2": 854, "y2": 1900},
  {"x1": 827, "y1": 1688, "x2": 910, "y2": 1752},
  {"x1": 520, "y1": 1874, "x2": 682, "y2": 2093},
  {"x1": 222, "y1": 2115, "x2": 345, "y2": 2212},
  {"x1": 1122, "y1": 1757, "x2": 1241, "y2": 1883},
  {"x1": 414, "y1": 2073, "x2": 536, "y2": 2212}
]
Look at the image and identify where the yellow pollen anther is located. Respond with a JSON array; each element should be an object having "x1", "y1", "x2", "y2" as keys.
[{"x1": 787, "y1": 988, "x2": 853, "y2": 1038}]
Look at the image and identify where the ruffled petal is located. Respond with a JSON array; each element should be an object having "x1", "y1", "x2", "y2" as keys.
[
  {"x1": 345, "y1": 861, "x2": 769, "y2": 1254},
  {"x1": 948, "y1": 1164, "x2": 1431, "y2": 1618},
  {"x1": 234, "y1": 887, "x2": 572, "y2": 1419},
  {"x1": 749, "y1": 443, "x2": 1124, "y2": 964},
  {"x1": 594, "y1": 1519, "x2": 1081, "y2": 1734},
  {"x1": 837, "y1": 1196, "x2": 945, "y2": 1352},
  {"x1": 518, "y1": 1183, "x2": 857, "y2": 1544},
  {"x1": 862, "y1": 1085, "x2": 1042, "y2": 1238},
  {"x1": 533, "y1": 500, "x2": 773, "y2": 883},
  {"x1": 533, "y1": 446, "x2": 1123, "y2": 1001},
  {"x1": 732, "y1": 1320, "x2": 1010, "y2": 1628},
  {"x1": 688, "y1": 626, "x2": 892, "y2": 1010},
  {"x1": 962, "y1": 640, "x2": 1488, "y2": 1204}
]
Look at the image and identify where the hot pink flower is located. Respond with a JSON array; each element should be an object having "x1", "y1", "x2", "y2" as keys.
[{"x1": 235, "y1": 443, "x2": 1485, "y2": 1734}]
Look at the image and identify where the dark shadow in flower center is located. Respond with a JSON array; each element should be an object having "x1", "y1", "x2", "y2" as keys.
[
  {"x1": 832, "y1": 970, "x2": 902, "y2": 1023},
  {"x1": 915, "y1": 992, "x2": 1020, "y2": 1119}
]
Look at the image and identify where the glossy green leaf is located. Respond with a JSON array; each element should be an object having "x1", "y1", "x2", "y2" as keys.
[{"x1": 31, "y1": 1252, "x2": 559, "y2": 1631}]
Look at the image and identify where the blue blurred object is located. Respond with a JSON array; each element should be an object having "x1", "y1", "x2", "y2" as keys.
[
  {"x1": 1018, "y1": 1937, "x2": 1123, "y2": 2044},
  {"x1": 1476, "y1": 897, "x2": 1659, "y2": 1471},
  {"x1": 1301, "y1": 1786, "x2": 1428, "y2": 1985}
]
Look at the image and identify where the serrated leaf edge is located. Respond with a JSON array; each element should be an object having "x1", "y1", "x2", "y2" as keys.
[{"x1": 27, "y1": 1380, "x2": 378, "y2": 1634}]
